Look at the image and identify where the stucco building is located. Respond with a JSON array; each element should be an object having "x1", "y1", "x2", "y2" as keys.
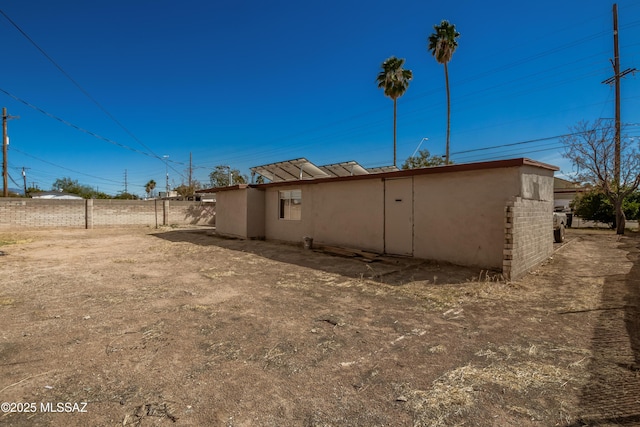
[{"x1": 204, "y1": 158, "x2": 558, "y2": 280}]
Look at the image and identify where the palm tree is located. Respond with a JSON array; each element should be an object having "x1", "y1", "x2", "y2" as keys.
[
  {"x1": 428, "y1": 20, "x2": 460, "y2": 165},
  {"x1": 144, "y1": 179, "x2": 156, "y2": 199},
  {"x1": 376, "y1": 56, "x2": 413, "y2": 167}
]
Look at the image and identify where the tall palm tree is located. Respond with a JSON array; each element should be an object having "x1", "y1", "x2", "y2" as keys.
[
  {"x1": 428, "y1": 20, "x2": 460, "y2": 165},
  {"x1": 377, "y1": 56, "x2": 413, "y2": 167}
]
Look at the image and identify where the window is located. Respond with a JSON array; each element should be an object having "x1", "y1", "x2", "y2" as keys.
[{"x1": 279, "y1": 190, "x2": 301, "y2": 220}]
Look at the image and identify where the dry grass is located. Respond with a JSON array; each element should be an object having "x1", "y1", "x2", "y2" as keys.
[
  {"x1": 406, "y1": 340, "x2": 594, "y2": 425},
  {"x1": 0, "y1": 296, "x2": 16, "y2": 306},
  {"x1": 407, "y1": 360, "x2": 586, "y2": 426},
  {"x1": 0, "y1": 236, "x2": 33, "y2": 246}
]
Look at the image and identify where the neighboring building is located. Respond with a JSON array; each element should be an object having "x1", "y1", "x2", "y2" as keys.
[
  {"x1": 203, "y1": 158, "x2": 558, "y2": 280},
  {"x1": 30, "y1": 191, "x2": 83, "y2": 200},
  {"x1": 553, "y1": 177, "x2": 586, "y2": 211},
  {"x1": 158, "y1": 191, "x2": 179, "y2": 199}
]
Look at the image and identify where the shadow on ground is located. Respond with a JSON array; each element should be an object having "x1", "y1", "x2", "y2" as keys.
[
  {"x1": 571, "y1": 233, "x2": 640, "y2": 426},
  {"x1": 152, "y1": 228, "x2": 490, "y2": 286}
]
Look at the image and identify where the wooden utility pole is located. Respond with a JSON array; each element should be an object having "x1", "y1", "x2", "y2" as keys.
[
  {"x1": 613, "y1": 3, "x2": 621, "y2": 190},
  {"x1": 188, "y1": 152, "x2": 192, "y2": 188},
  {"x1": 602, "y1": 3, "x2": 637, "y2": 234},
  {"x1": 2, "y1": 108, "x2": 19, "y2": 197},
  {"x1": 2, "y1": 108, "x2": 7, "y2": 197}
]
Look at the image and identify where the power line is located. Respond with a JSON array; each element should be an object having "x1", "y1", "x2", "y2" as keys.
[
  {"x1": 10, "y1": 147, "x2": 122, "y2": 185},
  {"x1": 0, "y1": 7, "x2": 163, "y2": 161},
  {"x1": 0, "y1": 88, "x2": 187, "y2": 180}
]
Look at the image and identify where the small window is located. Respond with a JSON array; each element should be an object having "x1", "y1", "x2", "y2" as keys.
[{"x1": 279, "y1": 190, "x2": 301, "y2": 220}]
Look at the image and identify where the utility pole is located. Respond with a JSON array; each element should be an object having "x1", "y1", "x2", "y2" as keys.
[
  {"x1": 602, "y1": 3, "x2": 637, "y2": 234},
  {"x1": 188, "y1": 152, "x2": 193, "y2": 188},
  {"x1": 613, "y1": 3, "x2": 621, "y2": 190},
  {"x1": 2, "y1": 108, "x2": 19, "y2": 197},
  {"x1": 163, "y1": 155, "x2": 169, "y2": 197},
  {"x1": 124, "y1": 169, "x2": 128, "y2": 194},
  {"x1": 2, "y1": 108, "x2": 7, "y2": 197},
  {"x1": 22, "y1": 167, "x2": 30, "y2": 196}
]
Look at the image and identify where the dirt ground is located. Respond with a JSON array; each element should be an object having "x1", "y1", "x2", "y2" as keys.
[{"x1": 0, "y1": 226, "x2": 638, "y2": 426}]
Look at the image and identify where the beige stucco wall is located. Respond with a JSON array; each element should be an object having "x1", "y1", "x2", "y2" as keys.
[
  {"x1": 216, "y1": 160, "x2": 557, "y2": 278},
  {"x1": 264, "y1": 179, "x2": 384, "y2": 252},
  {"x1": 246, "y1": 188, "x2": 265, "y2": 238},
  {"x1": 413, "y1": 167, "x2": 521, "y2": 268},
  {"x1": 215, "y1": 188, "x2": 265, "y2": 239},
  {"x1": 215, "y1": 189, "x2": 249, "y2": 238}
]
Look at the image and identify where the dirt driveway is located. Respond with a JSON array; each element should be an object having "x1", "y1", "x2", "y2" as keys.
[{"x1": 0, "y1": 227, "x2": 638, "y2": 426}]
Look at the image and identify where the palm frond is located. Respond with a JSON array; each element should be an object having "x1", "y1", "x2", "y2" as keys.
[
  {"x1": 427, "y1": 20, "x2": 460, "y2": 65},
  {"x1": 376, "y1": 56, "x2": 412, "y2": 100}
]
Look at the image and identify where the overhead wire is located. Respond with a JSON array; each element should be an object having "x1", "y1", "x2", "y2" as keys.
[
  {"x1": 1, "y1": 5, "x2": 634, "y2": 180},
  {"x1": 0, "y1": 87, "x2": 186, "y2": 181},
  {"x1": 10, "y1": 147, "x2": 122, "y2": 185},
  {"x1": 0, "y1": 8, "x2": 165, "y2": 163}
]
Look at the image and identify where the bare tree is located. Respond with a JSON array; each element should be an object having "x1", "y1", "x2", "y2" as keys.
[{"x1": 562, "y1": 119, "x2": 640, "y2": 234}]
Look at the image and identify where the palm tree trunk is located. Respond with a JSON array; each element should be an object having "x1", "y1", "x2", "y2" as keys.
[
  {"x1": 444, "y1": 62, "x2": 451, "y2": 165},
  {"x1": 393, "y1": 98, "x2": 397, "y2": 167}
]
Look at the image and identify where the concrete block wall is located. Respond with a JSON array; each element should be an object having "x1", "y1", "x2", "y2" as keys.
[
  {"x1": 166, "y1": 201, "x2": 216, "y2": 226},
  {"x1": 0, "y1": 199, "x2": 86, "y2": 228},
  {"x1": 0, "y1": 198, "x2": 215, "y2": 229},
  {"x1": 503, "y1": 197, "x2": 554, "y2": 280},
  {"x1": 93, "y1": 199, "x2": 158, "y2": 227}
]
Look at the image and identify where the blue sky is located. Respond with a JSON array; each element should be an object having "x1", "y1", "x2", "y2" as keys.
[{"x1": 1, "y1": 0, "x2": 639, "y2": 196}]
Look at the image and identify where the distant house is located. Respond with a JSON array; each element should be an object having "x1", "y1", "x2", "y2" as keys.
[
  {"x1": 553, "y1": 177, "x2": 586, "y2": 211},
  {"x1": 31, "y1": 191, "x2": 83, "y2": 200},
  {"x1": 203, "y1": 157, "x2": 559, "y2": 280}
]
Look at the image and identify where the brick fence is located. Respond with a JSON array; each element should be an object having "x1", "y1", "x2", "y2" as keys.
[{"x1": 0, "y1": 198, "x2": 215, "y2": 229}]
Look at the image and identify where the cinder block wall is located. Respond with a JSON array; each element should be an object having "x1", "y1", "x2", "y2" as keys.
[
  {"x1": 166, "y1": 200, "x2": 216, "y2": 226},
  {"x1": 503, "y1": 197, "x2": 554, "y2": 280},
  {"x1": 93, "y1": 200, "x2": 158, "y2": 226},
  {"x1": 0, "y1": 199, "x2": 86, "y2": 228},
  {"x1": 0, "y1": 198, "x2": 215, "y2": 228}
]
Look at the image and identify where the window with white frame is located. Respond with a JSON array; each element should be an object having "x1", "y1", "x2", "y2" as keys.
[{"x1": 279, "y1": 190, "x2": 301, "y2": 220}]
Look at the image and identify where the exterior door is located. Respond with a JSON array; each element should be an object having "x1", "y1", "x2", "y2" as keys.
[{"x1": 384, "y1": 178, "x2": 413, "y2": 256}]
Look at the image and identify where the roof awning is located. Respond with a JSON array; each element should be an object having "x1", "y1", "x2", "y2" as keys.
[
  {"x1": 250, "y1": 158, "x2": 330, "y2": 182},
  {"x1": 366, "y1": 165, "x2": 400, "y2": 174},
  {"x1": 251, "y1": 158, "x2": 401, "y2": 182},
  {"x1": 319, "y1": 161, "x2": 369, "y2": 177}
]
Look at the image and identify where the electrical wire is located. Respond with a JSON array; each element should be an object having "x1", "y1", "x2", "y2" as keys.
[
  {"x1": 0, "y1": 87, "x2": 187, "y2": 180},
  {"x1": 0, "y1": 8, "x2": 164, "y2": 163},
  {"x1": 10, "y1": 147, "x2": 122, "y2": 185},
  {"x1": 1, "y1": 5, "x2": 634, "y2": 181}
]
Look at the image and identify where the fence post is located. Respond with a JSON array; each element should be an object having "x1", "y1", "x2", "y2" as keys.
[
  {"x1": 163, "y1": 200, "x2": 169, "y2": 226},
  {"x1": 85, "y1": 199, "x2": 94, "y2": 229}
]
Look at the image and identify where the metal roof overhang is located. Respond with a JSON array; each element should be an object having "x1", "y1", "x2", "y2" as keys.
[
  {"x1": 366, "y1": 165, "x2": 400, "y2": 174},
  {"x1": 318, "y1": 161, "x2": 369, "y2": 177},
  {"x1": 250, "y1": 158, "x2": 330, "y2": 182}
]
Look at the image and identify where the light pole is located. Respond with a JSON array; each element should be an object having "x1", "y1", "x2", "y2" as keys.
[
  {"x1": 224, "y1": 165, "x2": 231, "y2": 186},
  {"x1": 163, "y1": 155, "x2": 169, "y2": 197},
  {"x1": 411, "y1": 137, "x2": 429, "y2": 159}
]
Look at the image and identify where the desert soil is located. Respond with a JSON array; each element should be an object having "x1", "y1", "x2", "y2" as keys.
[{"x1": 0, "y1": 227, "x2": 638, "y2": 426}]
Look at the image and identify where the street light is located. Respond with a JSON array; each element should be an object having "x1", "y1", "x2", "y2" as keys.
[
  {"x1": 162, "y1": 155, "x2": 169, "y2": 197},
  {"x1": 411, "y1": 137, "x2": 429, "y2": 159},
  {"x1": 224, "y1": 165, "x2": 231, "y2": 186}
]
